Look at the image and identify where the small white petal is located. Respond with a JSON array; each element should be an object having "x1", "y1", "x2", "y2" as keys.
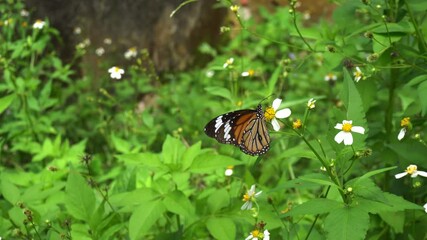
[
  {"x1": 334, "y1": 123, "x2": 343, "y2": 130},
  {"x1": 264, "y1": 230, "x2": 270, "y2": 240},
  {"x1": 394, "y1": 172, "x2": 408, "y2": 179},
  {"x1": 254, "y1": 191, "x2": 262, "y2": 197},
  {"x1": 248, "y1": 185, "x2": 256, "y2": 195},
  {"x1": 351, "y1": 126, "x2": 365, "y2": 134},
  {"x1": 334, "y1": 131, "x2": 346, "y2": 144},
  {"x1": 423, "y1": 203, "x2": 427, "y2": 213},
  {"x1": 398, "y1": 128, "x2": 406, "y2": 141},
  {"x1": 411, "y1": 172, "x2": 418, "y2": 178},
  {"x1": 241, "y1": 201, "x2": 250, "y2": 210},
  {"x1": 417, "y1": 171, "x2": 427, "y2": 177},
  {"x1": 245, "y1": 234, "x2": 254, "y2": 240},
  {"x1": 272, "y1": 118, "x2": 281, "y2": 131},
  {"x1": 275, "y1": 108, "x2": 291, "y2": 119},
  {"x1": 272, "y1": 98, "x2": 282, "y2": 110},
  {"x1": 343, "y1": 132, "x2": 353, "y2": 145}
]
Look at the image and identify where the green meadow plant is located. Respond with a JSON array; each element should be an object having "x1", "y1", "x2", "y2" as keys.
[{"x1": 0, "y1": 0, "x2": 426, "y2": 239}]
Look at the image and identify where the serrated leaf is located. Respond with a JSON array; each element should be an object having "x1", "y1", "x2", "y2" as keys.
[
  {"x1": 189, "y1": 153, "x2": 243, "y2": 173},
  {"x1": 65, "y1": 172, "x2": 96, "y2": 221},
  {"x1": 324, "y1": 206, "x2": 370, "y2": 240},
  {"x1": 284, "y1": 198, "x2": 343, "y2": 217},
  {"x1": 206, "y1": 217, "x2": 236, "y2": 240},
  {"x1": 353, "y1": 166, "x2": 396, "y2": 184},
  {"x1": 129, "y1": 200, "x2": 165, "y2": 240},
  {"x1": 0, "y1": 177, "x2": 21, "y2": 204},
  {"x1": 181, "y1": 141, "x2": 202, "y2": 170},
  {"x1": 161, "y1": 135, "x2": 186, "y2": 165},
  {"x1": 379, "y1": 211, "x2": 404, "y2": 233},
  {"x1": 355, "y1": 192, "x2": 422, "y2": 214},
  {"x1": 299, "y1": 175, "x2": 340, "y2": 189}
]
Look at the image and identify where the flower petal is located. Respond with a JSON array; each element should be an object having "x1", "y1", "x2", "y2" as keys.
[
  {"x1": 334, "y1": 131, "x2": 346, "y2": 144},
  {"x1": 264, "y1": 230, "x2": 270, "y2": 240},
  {"x1": 245, "y1": 234, "x2": 254, "y2": 240},
  {"x1": 397, "y1": 128, "x2": 406, "y2": 141},
  {"x1": 272, "y1": 98, "x2": 282, "y2": 110},
  {"x1": 417, "y1": 171, "x2": 427, "y2": 177},
  {"x1": 241, "y1": 201, "x2": 250, "y2": 210},
  {"x1": 351, "y1": 126, "x2": 365, "y2": 134},
  {"x1": 248, "y1": 185, "x2": 256, "y2": 195},
  {"x1": 254, "y1": 191, "x2": 262, "y2": 197},
  {"x1": 334, "y1": 123, "x2": 343, "y2": 130},
  {"x1": 394, "y1": 172, "x2": 408, "y2": 179},
  {"x1": 423, "y1": 203, "x2": 427, "y2": 213},
  {"x1": 275, "y1": 108, "x2": 291, "y2": 119},
  {"x1": 343, "y1": 132, "x2": 353, "y2": 145},
  {"x1": 272, "y1": 118, "x2": 280, "y2": 131}
]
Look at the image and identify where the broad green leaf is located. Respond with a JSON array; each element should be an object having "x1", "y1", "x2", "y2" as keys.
[
  {"x1": 109, "y1": 188, "x2": 160, "y2": 211},
  {"x1": 356, "y1": 192, "x2": 422, "y2": 214},
  {"x1": 111, "y1": 134, "x2": 132, "y2": 153},
  {"x1": 405, "y1": 74, "x2": 427, "y2": 87},
  {"x1": 162, "y1": 135, "x2": 185, "y2": 165},
  {"x1": 417, "y1": 81, "x2": 427, "y2": 116},
  {"x1": 204, "y1": 86, "x2": 233, "y2": 102},
  {"x1": 386, "y1": 140, "x2": 427, "y2": 166},
  {"x1": 299, "y1": 175, "x2": 340, "y2": 189},
  {"x1": 190, "y1": 153, "x2": 243, "y2": 173},
  {"x1": 372, "y1": 21, "x2": 415, "y2": 34},
  {"x1": 339, "y1": 69, "x2": 367, "y2": 149},
  {"x1": 379, "y1": 211, "x2": 404, "y2": 233},
  {"x1": 284, "y1": 198, "x2": 342, "y2": 217},
  {"x1": 0, "y1": 94, "x2": 15, "y2": 114},
  {"x1": 206, "y1": 217, "x2": 236, "y2": 240},
  {"x1": 181, "y1": 141, "x2": 202, "y2": 170},
  {"x1": 116, "y1": 153, "x2": 163, "y2": 169},
  {"x1": 1, "y1": 177, "x2": 21, "y2": 204},
  {"x1": 324, "y1": 206, "x2": 369, "y2": 240},
  {"x1": 207, "y1": 188, "x2": 230, "y2": 213},
  {"x1": 65, "y1": 172, "x2": 96, "y2": 221},
  {"x1": 163, "y1": 190, "x2": 195, "y2": 219},
  {"x1": 129, "y1": 200, "x2": 166, "y2": 240}
]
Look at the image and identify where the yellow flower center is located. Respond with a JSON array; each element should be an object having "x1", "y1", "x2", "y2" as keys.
[
  {"x1": 405, "y1": 165, "x2": 417, "y2": 175},
  {"x1": 264, "y1": 107, "x2": 276, "y2": 121},
  {"x1": 230, "y1": 5, "x2": 240, "y2": 12},
  {"x1": 342, "y1": 123, "x2": 352, "y2": 132},
  {"x1": 248, "y1": 69, "x2": 255, "y2": 76},
  {"x1": 251, "y1": 230, "x2": 260, "y2": 237},
  {"x1": 293, "y1": 119, "x2": 302, "y2": 129},
  {"x1": 400, "y1": 117, "x2": 410, "y2": 127},
  {"x1": 113, "y1": 67, "x2": 120, "y2": 73},
  {"x1": 242, "y1": 193, "x2": 251, "y2": 202}
]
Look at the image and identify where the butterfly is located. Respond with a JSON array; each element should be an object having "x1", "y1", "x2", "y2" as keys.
[{"x1": 204, "y1": 105, "x2": 270, "y2": 156}]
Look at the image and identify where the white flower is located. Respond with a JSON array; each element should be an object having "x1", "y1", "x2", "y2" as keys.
[
  {"x1": 241, "y1": 185, "x2": 262, "y2": 210},
  {"x1": 395, "y1": 164, "x2": 427, "y2": 179},
  {"x1": 353, "y1": 67, "x2": 363, "y2": 82},
  {"x1": 205, "y1": 70, "x2": 214, "y2": 78},
  {"x1": 307, "y1": 98, "x2": 316, "y2": 109},
  {"x1": 397, "y1": 128, "x2": 406, "y2": 141},
  {"x1": 245, "y1": 229, "x2": 270, "y2": 240},
  {"x1": 74, "y1": 27, "x2": 82, "y2": 35},
  {"x1": 20, "y1": 9, "x2": 29, "y2": 17},
  {"x1": 224, "y1": 166, "x2": 233, "y2": 176},
  {"x1": 103, "y1": 38, "x2": 112, "y2": 45},
  {"x1": 95, "y1": 47, "x2": 105, "y2": 56},
  {"x1": 423, "y1": 203, "x2": 427, "y2": 213},
  {"x1": 124, "y1": 47, "x2": 137, "y2": 59},
  {"x1": 223, "y1": 58, "x2": 234, "y2": 68},
  {"x1": 108, "y1": 66, "x2": 124, "y2": 79},
  {"x1": 334, "y1": 120, "x2": 365, "y2": 145},
  {"x1": 32, "y1": 19, "x2": 45, "y2": 29},
  {"x1": 264, "y1": 98, "x2": 292, "y2": 131},
  {"x1": 241, "y1": 69, "x2": 255, "y2": 77},
  {"x1": 324, "y1": 73, "x2": 337, "y2": 82}
]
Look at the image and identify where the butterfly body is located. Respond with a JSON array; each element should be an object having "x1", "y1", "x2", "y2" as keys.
[{"x1": 204, "y1": 105, "x2": 270, "y2": 156}]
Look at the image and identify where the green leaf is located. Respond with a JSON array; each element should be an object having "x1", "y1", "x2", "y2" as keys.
[
  {"x1": 0, "y1": 94, "x2": 15, "y2": 114},
  {"x1": 339, "y1": 69, "x2": 367, "y2": 149},
  {"x1": 417, "y1": 81, "x2": 427, "y2": 116},
  {"x1": 204, "y1": 86, "x2": 233, "y2": 102},
  {"x1": 181, "y1": 141, "x2": 202, "y2": 170},
  {"x1": 116, "y1": 153, "x2": 163, "y2": 169},
  {"x1": 65, "y1": 172, "x2": 96, "y2": 221},
  {"x1": 161, "y1": 135, "x2": 186, "y2": 165},
  {"x1": 284, "y1": 198, "x2": 343, "y2": 217},
  {"x1": 162, "y1": 190, "x2": 195, "y2": 219},
  {"x1": 267, "y1": 64, "x2": 282, "y2": 96},
  {"x1": 379, "y1": 211, "x2": 404, "y2": 233},
  {"x1": 129, "y1": 200, "x2": 165, "y2": 240},
  {"x1": 207, "y1": 188, "x2": 230, "y2": 213},
  {"x1": 0, "y1": 177, "x2": 21, "y2": 204},
  {"x1": 189, "y1": 153, "x2": 243, "y2": 173},
  {"x1": 111, "y1": 134, "x2": 132, "y2": 153},
  {"x1": 206, "y1": 217, "x2": 236, "y2": 240},
  {"x1": 299, "y1": 175, "x2": 340, "y2": 189},
  {"x1": 324, "y1": 206, "x2": 370, "y2": 240},
  {"x1": 405, "y1": 74, "x2": 427, "y2": 87},
  {"x1": 353, "y1": 166, "x2": 397, "y2": 184},
  {"x1": 356, "y1": 192, "x2": 422, "y2": 214}
]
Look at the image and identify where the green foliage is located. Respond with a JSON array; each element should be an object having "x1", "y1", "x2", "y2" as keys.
[{"x1": 1, "y1": 0, "x2": 427, "y2": 239}]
